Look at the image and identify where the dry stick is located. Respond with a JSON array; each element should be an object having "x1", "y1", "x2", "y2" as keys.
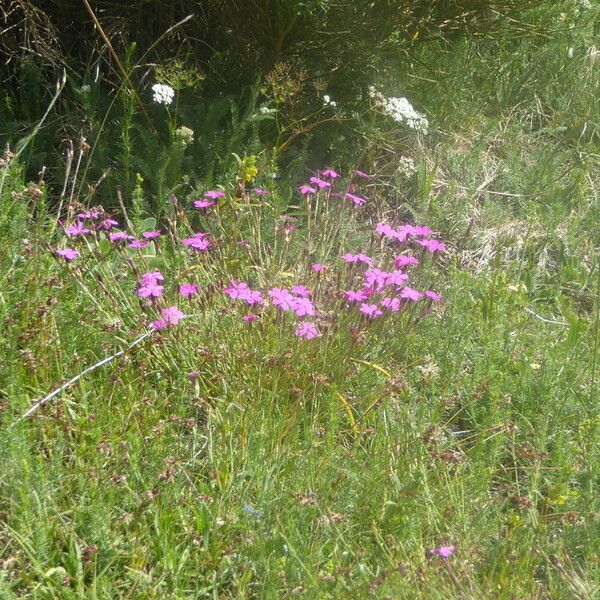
[
  {"x1": 80, "y1": 0, "x2": 154, "y2": 130},
  {"x1": 10, "y1": 330, "x2": 154, "y2": 428}
]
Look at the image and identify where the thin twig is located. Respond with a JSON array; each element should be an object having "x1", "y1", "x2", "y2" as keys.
[
  {"x1": 10, "y1": 330, "x2": 154, "y2": 428},
  {"x1": 524, "y1": 307, "x2": 567, "y2": 326}
]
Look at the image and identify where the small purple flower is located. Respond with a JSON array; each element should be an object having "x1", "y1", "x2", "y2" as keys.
[
  {"x1": 311, "y1": 263, "x2": 327, "y2": 272},
  {"x1": 54, "y1": 248, "x2": 80, "y2": 261},
  {"x1": 309, "y1": 177, "x2": 331, "y2": 189},
  {"x1": 96, "y1": 218, "x2": 119, "y2": 231},
  {"x1": 352, "y1": 169, "x2": 370, "y2": 178},
  {"x1": 179, "y1": 283, "x2": 199, "y2": 298},
  {"x1": 380, "y1": 297, "x2": 401, "y2": 312},
  {"x1": 342, "y1": 253, "x2": 372, "y2": 266},
  {"x1": 193, "y1": 199, "x2": 215, "y2": 209},
  {"x1": 290, "y1": 296, "x2": 315, "y2": 317},
  {"x1": 65, "y1": 221, "x2": 90, "y2": 237},
  {"x1": 394, "y1": 255, "x2": 418, "y2": 269},
  {"x1": 359, "y1": 303, "x2": 382, "y2": 318},
  {"x1": 320, "y1": 169, "x2": 340, "y2": 179},
  {"x1": 108, "y1": 231, "x2": 132, "y2": 242},
  {"x1": 425, "y1": 290, "x2": 442, "y2": 302},
  {"x1": 417, "y1": 239, "x2": 446, "y2": 253},
  {"x1": 399, "y1": 286, "x2": 423, "y2": 302},
  {"x1": 298, "y1": 185, "x2": 316, "y2": 195},
  {"x1": 268, "y1": 288, "x2": 296, "y2": 311},
  {"x1": 295, "y1": 321, "x2": 319, "y2": 340},
  {"x1": 345, "y1": 193, "x2": 366, "y2": 206},
  {"x1": 182, "y1": 233, "x2": 211, "y2": 251},
  {"x1": 243, "y1": 314, "x2": 258, "y2": 323},
  {"x1": 150, "y1": 306, "x2": 185, "y2": 330},
  {"x1": 430, "y1": 545, "x2": 455, "y2": 559},
  {"x1": 141, "y1": 271, "x2": 164, "y2": 284},
  {"x1": 291, "y1": 285, "x2": 311, "y2": 298},
  {"x1": 138, "y1": 281, "x2": 164, "y2": 298},
  {"x1": 142, "y1": 230, "x2": 161, "y2": 240},
  {"x1": 345, "y1": 289, "x2": 370, "y2": 303},
  {"x1": 129, "y1": 240, "x2": 149, "y2": 249},
  {"x1": 204, "y1": 190, "x2": 225, "y2": 200},
  {"x1": 252, "y1": 188, "x2": 271, "y2": 196}
]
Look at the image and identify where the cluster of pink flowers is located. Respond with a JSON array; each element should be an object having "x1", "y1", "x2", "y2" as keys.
[
  {"x1": 376, "y1": 221, "x2": 445, "y2": 252},
  {"x1": 137, "y1": 271, "x2": 164, "y2": 299},
  {"x1": 51, "y1": 166, "x2": 445, "y2": 344}
]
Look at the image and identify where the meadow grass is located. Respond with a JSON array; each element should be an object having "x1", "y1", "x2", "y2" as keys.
[{"x1": 1, "y1": 6, "x2": 599, "y2": 598}]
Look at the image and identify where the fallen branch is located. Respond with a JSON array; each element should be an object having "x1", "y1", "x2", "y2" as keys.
[{"x1": 10, "y1": 330, "x2": 154, "y2": 428}]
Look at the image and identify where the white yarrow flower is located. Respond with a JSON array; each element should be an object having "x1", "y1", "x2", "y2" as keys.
[
  {"x1": 370, "y1": 87, "x2": 429, "y2": 134},
  {"x1": 152, "y1": 83, "x2": 175, "y2": 106},
  {"x1": 323, "y1": 94, "x2": 337, "y2": 107}
]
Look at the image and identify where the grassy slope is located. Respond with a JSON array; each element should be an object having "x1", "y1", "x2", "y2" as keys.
[{"x1": 1, "y1": 4, "x2": 599, "y2": 599}]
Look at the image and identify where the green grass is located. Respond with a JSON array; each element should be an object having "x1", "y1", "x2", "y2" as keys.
[{"x1": 1, "y1": 4, "x2": 599, "y2": 597}]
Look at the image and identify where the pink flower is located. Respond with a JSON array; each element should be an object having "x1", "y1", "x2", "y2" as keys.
[
  {"x1": 399, "y1": 286, "x2": 423, "y2": 302},
  {"x1": 141, "y1": 271, "x2": 164, "y2": 284},
  {"x1": 268, "y1": 288, "x2": 296, "y2": 311},
  {"x1": 204, "y1": 190, "x2": 225, "y2": 200},
  {"x1": 394, "y1": 255, "x2": 418, "y2": 269},
  {"x1": 129, "y1": 240, "x2": 149, "y2": 249},
  {"x1": 182, "y1": 232, "x2": 211, "y2": 251},
  {"x1": 137, "y1": 280, "x2": 164, "y2": 298},
  {"x1": 417, "y1": 239, "x2": 446, "y2": 253},
  {"x1": 252, "y1": 188, "x2": 271, "y2": 196},
  {"x1": 224, "y1": 280, "x2": 250, "y2": 299},
  {"x1": 243, "y1": 314, "x2": 258, "y2": 323},
  {"x1": 65, "y1": 221, "x2": 90, "y2": 237},
  {"x1": 345, "y1": 289, "x2": 370, "y2": 303},
  {"x1": 309, "y1": 176, "x2": 331, "y2": 189},
  {"x1": 193, "y1": 199, "x2": 215, "y2": 209},
  {"x1": 242, "y1": 289, "x2": 264, "y2": 306},
  {"x1": 108, "y1": 231, "x2": 132, "y2": 242},
  {"x1": 320, "y1": 169, "x2": 340, "y2": 179},
  {"x1": 298, "y1": 185, "x2": 316, "y2": 195},
  {"x1": 380, "y1": 297, "x2": 401, "y2": 312},
  {"x1": 352, "y1": 169, "x2": 370, "y2": 178},
  {"x1": 430, "y1": 545, "x2": 455, "y2": 559},
  {"x1": 291, "y1": 285, "x2": 311, "y2": 297},
  {"x1": 150, "y1": 306, "x2": 185, "y2": 330},
  {"x1": 364, "y1": 268, "x2": 388, "y2": 291},
  {"x1": 375, "y1": 222, "x2": 398, "y2": 238},
  {"x1": 179, "y1": 283, "x2": 199, "y2": 298},
  {"x1": 54, "y1": 248, "x2": 80, "y2": 261},
  {"x1": 97, "y1": 218, "x2": 119, "y2": 231},
  {"x1": 290, "y1": 296, "x2": 315, "y2": 317},
  {"x1": 311, "y1": 263, "x2": 327, "y2": 272},
  {"x1": 384, "y1": 270, "x2": 409, "y2": 287},
  {"x1": 224, "y1": 280, "x2": 263, "y2": 305},
  {"x1": 143, "y1": 230, "x2": 161, "y2": 239},
  {"x1": 425, "y1": 290, "x2": 442, "y2": 302},
  {"x1": 342, "y1": 253, "x2": 372, "y2": 266},
  {"x1": 359, "y1": 303, "x2": 382, "y2": 318},
  {"x1": 345, "y1": 193, "x2": 366, "y2": 206},
  {"x1": 412, "y1": 225, "x2": 433, "y2": 237},
  {"x1": 295, "y1": 321, "x2": 319, "y2": 340}
]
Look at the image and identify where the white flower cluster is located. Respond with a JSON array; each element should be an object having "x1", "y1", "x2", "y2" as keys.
[
  {"x1": 323, "y1": 94, "x2": 337, "y2": 108},
  {"x1": 152, "y1": 83, "x2": 175, "y2": 106},
  {"x1": 397, "y1": 156, "x2": 416, "y2": 177},
  {"x1": 259, "y1": 105, "x2": 277, "y2": 115},
  {"x1": 369, "y1": 87, "x2": 429, "y2": 134}
]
